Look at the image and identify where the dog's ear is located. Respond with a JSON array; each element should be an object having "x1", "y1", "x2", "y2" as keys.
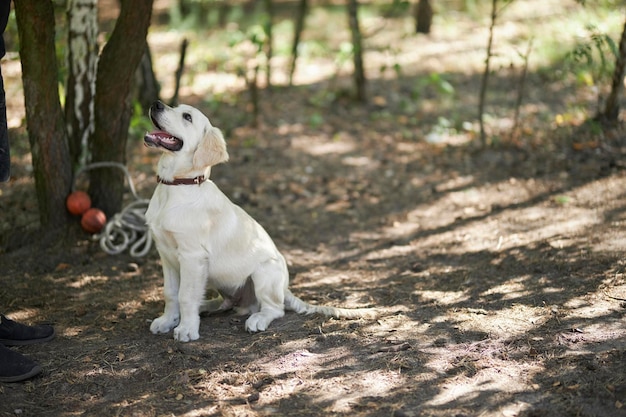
[{"x1": 193, "y1": 126, "x2": 229, "y2": 169}]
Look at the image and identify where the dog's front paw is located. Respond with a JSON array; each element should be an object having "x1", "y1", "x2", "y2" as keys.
[
  {"x1": 245, "y1": 313, "x2": 273, "y2": 332},
  {"x1": 173, "y1": 324, "x2": 200, "y2": 342},
  {"x1": 150, "y1": 315, "x2": 180, "y2": 334}
]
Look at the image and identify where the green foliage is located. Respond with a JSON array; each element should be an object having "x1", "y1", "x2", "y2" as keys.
[
  {"x1": 242, "y1": 136, "x2": 258, "y2": 148},
  {"x1": 226, "y1": 23, "x2": 267, "y2": 53},
  {"x1": 425, "y1": 116, "x2": 473, "y2": 144},
  {"x1": 308, "y1": 89, "x2": 336, "y2": 108},
  {"x1": 566, "y1": 24, "x2": 618, "y2": 86},
  {"x1": 553, "y1": 195, "x2": 571, "y2": 205},
  {"x1": 574, "y1": 0, "x2": 623, "y2": 6},
  {"x1": 378, "y1": 45, "x2": 403, "y2": 78},
  {"x1": 248, "y1": 24, "x2": 268, "y2": 51},
  {"x1": 336, "y1": 42, "x2": 355, "y2": 70},
  {"x1": 128, "y1": 101, "x2": 153, "y2": 141},
  {"x1": 225, "y1": 14, "x2": 271, "y2": 74},
  {"x1": 430, "y1": 73, "x2": 455, "y2": 96},
  {"x1": 168, "y1": 0, "x2": 232, "y2": 30},
  {"x1": 378, "y1": 0, "x2": 411, "y2": 17},
  {"x1": 413, "y1": 73, "x2": 455, "y2": 100},
  {"x1": 308, "y1": 112, "x2": 325, "y2": 129}
]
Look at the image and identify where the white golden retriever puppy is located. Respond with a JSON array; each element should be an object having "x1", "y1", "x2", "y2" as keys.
[{"x1": 144, "y1": 101, "x2": 376, "y2": 342}]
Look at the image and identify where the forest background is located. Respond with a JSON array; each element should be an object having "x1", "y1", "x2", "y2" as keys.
[{"x1": 1, "y1": 1, "x2": 626, "y2": 416}]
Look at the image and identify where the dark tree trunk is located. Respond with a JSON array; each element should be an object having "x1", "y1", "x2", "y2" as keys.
[
  {"x1": 89, "y1": 0, "x2": 153, "y2": 217},
  {"x1": 136, "y1": 44, "x2": 161, "y2": 113},
  {"x1": 478, "y1": 0, "x2": 498, "y2": 147},
  {"x1": 415, "y1": 0, "x2": 433, "y2": 34},
  {"x1": 65, "y1": 0, "x2": 98, "y2": 167},
  {"x1": 262, "y1": 0, "x2": 274, "y2": 91},
  {"x1": 600, "y1": 18, "x2": 626, "y2": 123},
  {"x1": 289, "y1": 0, "x2": 307, "y2": 86},
  {"x1": 168, "y1": 39, "x2": 187, "y2": 107},
  {"x1": 14, "y1": 0, "x2": 73, "y2": 234},
  {"x1": 347, "y1": 0, "x2": 366, "y2": 102},
  {"x1": 289, "y1": 0, "x2": 308, "y2": 85}
]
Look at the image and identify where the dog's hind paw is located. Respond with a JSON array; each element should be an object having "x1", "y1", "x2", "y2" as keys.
[{"x1": 150, "y1": 315, "x2": 179, "y2": 334}]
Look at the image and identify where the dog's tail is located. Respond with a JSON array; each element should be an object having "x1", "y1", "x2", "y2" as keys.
[{"x1": 284, "y1": 290, "x2": 379, "y2": 320}]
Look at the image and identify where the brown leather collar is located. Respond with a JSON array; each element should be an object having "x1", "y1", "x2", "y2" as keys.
[{"x1": 157, "y1": 175, "x2": 207, "y2": 185}]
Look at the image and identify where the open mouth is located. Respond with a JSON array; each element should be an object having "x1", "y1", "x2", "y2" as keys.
[
  {"x1": 144, "y1": 116, "x2": 183, "y2": 152},
  {"x1": 144, "y1": 130, "x2": 183, "y2": 152}
]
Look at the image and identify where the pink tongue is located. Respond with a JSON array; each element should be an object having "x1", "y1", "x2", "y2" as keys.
[
  {"x1": 150, "y1": 130, "x2": 171, "y2": 139},
  {"x1": 149, "y1": 131, "x2": 179, "y2": 144}
]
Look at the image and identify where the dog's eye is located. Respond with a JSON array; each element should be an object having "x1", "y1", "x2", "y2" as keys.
[{"x1": 183, "y1": 113, "x2": 192, "y2": 123}]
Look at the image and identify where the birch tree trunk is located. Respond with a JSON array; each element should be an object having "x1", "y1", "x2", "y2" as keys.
[{"x1": 65, "y1": 0, "x2": 98, "y2": 167}]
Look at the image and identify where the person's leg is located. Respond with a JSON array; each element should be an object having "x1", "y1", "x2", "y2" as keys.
[
  {"x1": 0, "y1": 0, "x2": 9, "y2": 182},
  {"x1": 0, "y1": 64, "x2": 8, "y2": 182}
]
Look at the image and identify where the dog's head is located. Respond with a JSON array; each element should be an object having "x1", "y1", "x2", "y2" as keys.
[{"x1": 145, "y1": 101, "x2": 229, "y2": 175}]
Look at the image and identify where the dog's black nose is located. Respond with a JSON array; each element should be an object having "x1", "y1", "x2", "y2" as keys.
[{"x1": 151, "y1": 100, "x2": 165, "y2": 113}]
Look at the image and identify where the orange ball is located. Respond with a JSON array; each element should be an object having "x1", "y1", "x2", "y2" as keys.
[
  {"x1": 81, "y1": 208, "x2": 106, "y2": 234},
  {"x1": 66, "y1": 191, "x2": 92, "y2": 216}
]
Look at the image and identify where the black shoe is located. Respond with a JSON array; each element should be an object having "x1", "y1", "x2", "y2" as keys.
[
  {"x1": 0, "y1": 344, "x2": 42, "y2": 382},
  {"x1": 0, "y1": 315, "x2": 55, "y2": 346}
]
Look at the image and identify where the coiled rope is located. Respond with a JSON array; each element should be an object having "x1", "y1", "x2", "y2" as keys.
[{"x1": 74, "y1": 162, "x2": 152, "y2": 257}]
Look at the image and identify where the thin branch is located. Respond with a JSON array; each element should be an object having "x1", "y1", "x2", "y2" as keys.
[{"x1": 478, "y1": 0, "x2": 498, "y2": 146}]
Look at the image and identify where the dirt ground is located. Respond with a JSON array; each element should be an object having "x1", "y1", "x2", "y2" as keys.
[{"x1": 2, "y1": 3, "x2": 626, "y2": 416}]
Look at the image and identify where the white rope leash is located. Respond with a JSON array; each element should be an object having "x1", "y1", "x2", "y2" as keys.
[
  {"x1": 74, "y1": 162, "x2": 152, "y2": 257},
  {"x1": 98, "y1": 198, "x2": 152, "y2": 257}
]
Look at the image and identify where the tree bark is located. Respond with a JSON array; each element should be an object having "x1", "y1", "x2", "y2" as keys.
[
  {"x1": 289, "y1": 0, "x2": 307, "y2": 86},
  {"x1": 601, "y1": 17, "x2": 626, "y2": 123},
  {"x1": 135, "y1": 44, "x2": 161, "y2": 113},
  {"x1": 15, "y1": 0, "x2": 73, "y2": 233},
  {"x1": 262, "y1": 0, "x2": 274, "y2": 91},
  {"x1": 478, "y1": 0, "x2": 498, "y2": 147},
  {"x1": 89, "y1": 0, "x2": 153, "y2": 217},
  {"x1": 347, "y1": 0, "x2": 366, "y2": 102},
  {"x1": 415, "y1": 0, "x2": 433, "y2": 34},
  {"x1": 168, "y1": 39, "x2": 186, "y2": 107},
  {"x1": 65, "y1": 0, "x2": 98, "y2": 167}
]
